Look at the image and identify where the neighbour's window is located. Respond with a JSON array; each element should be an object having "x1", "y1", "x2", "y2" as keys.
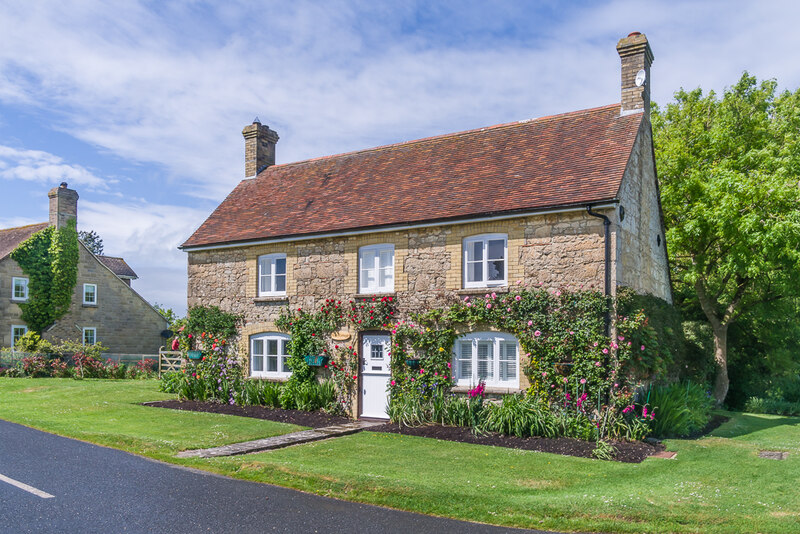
[
  {"x1": 12, "y1": 277, "x2": 29, "y2": 301},
  {"x1": 258, "y1": 254, "x2": 287, "y2": 296},
  {"x1": 83, "y1": 283, "x2": 97, "y2": 305},
  {"x1": 83, "y1": 327, "x2": 97, "y2": 345},
  {"x1": 453, "y1": 332, "x2": 519, "y2": 388},
  {"x1": 462, "y1": 234, "x2": 507, "y2": 288},
  {"x1": 11, "y1": 325, "x2": 28, "y2": 349},
  {"x1": 358, "y1": 244, "x2": 394, "y2": 293},
  {"x1": 250, "y1": 333, "x2": 291, "y2": 378}
]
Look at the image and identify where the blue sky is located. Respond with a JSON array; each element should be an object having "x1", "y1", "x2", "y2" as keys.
[{"x1": 1, "y1": 0, "x2": 799, "y2": 315}]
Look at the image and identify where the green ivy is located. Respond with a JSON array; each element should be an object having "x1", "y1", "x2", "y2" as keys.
[{"x1": 10, "y1": 221, "x2": 79, "y2": 333}]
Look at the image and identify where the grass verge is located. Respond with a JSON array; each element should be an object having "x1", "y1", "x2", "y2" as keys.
[{"x1": 2, "y1": 378, "x2": 799, "y2": 533}]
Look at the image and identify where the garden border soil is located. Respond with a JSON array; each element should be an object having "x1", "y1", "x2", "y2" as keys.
[{"x1": 144, "y1": 400, "x2": 675, "y2": 463}]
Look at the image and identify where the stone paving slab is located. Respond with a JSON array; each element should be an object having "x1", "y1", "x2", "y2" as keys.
[{"x1": 177, "y1": 420, "x2": 384, "y2": 458}]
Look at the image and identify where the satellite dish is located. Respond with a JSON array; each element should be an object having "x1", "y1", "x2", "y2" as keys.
[{"x1": 635, "y1": 69, "x2": 646, "y2": 87}]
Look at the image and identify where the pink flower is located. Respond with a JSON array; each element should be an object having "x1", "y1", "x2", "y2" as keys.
[
  {"x1": 434, "y1": 372, "x2": 438, "y2": 376},
  {"x1": 641, "y1": 345, "x2": 646, "y2": 351},
  {"x1": 602, "y1": 348, "x2": 609, "y2": 354},
  {"x1": 555, "y1": 291, "x2": 561, "y2": 296},
  {"x1": 569, "y1": 331, "x2": 574, "y2": 335},
  {"x1": 447, "y1": 362, "x2": 451, "y2": 368},
  {"x1": 527, "y1": 320, "x2": 533, "y2": 326},
  {"x1": 410, "y1": 378, "x2": 415, "y2": 382},
  {"x1": 618, "y1": 335, "x2": 625, "y2": 341},
  {"x1": 595, "y1": 361, "x2": 601, "y2": 367},
  {"x1": 491, "y1": 292, "x2": 497, "y2": 299},
  {"x1": 390, "y1": 380, "x2": 396, "y2": 386},
  {"x1": 515, "y1": 295, "x2": 521, "y2": 301},
  {"x1": 507, "y1": 307, "x2": 512, "y2": 312},
  {"x1": 551, "y1": 384, "x2": 555, "y2": 388},
  {"x1": 517, "y1": 280, "x2": 523, "y2": 285},
  {"x1": 486, "y1": 303, "x2": 492, "y2": 309},
  {"x1": 534, "y1": 330, "x2": 541, "y2": 337},
  {"x1": 611, "y1": 342, "x2": 618, "y2": 349},
  {"x1": 466, "y1": 303, "x2": 472, "y2": 307},
  {"x1": 627, "y1": 341, "x2": 632, "y2": 346},
  {"x1": 613, "y1": 383, "x2": 619, "y2": 387},
  {"x1": 593, "y1": 342, "x2": 598, "y2": 347},
  {"x1": 542, "y1": 372, "x2": 547, "y2": 377},
  {"x1": 464, "y1": 296, "x2": 470, "y2": 301},
  {"x1": 419, "y1": 369, "x2": 424, "y2": 374},
  {"x1": 580, "y1": 378, "x2": 587, "y2": 384},
  {"x1": 563, "y1": 377, "x2": 568, "y2": 383}
]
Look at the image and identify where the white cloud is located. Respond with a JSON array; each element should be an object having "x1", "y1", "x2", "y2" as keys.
[
  {"x1": 78, "y1": 199, "x2": 210, "y2": 314},
  {"x1": 0, "y1": 145, "x2": 109, "y2": 189}
]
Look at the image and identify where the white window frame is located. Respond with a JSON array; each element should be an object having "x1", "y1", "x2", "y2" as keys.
[
  {"x1": 11, "y1": 277, "x2": 29, "y2": 301},
  {"x1": 82, "y1": 327, "x2": 97, "y2": 345},
  {"x1": 11, "y1": 325, "x2": 28, "y2": 349},
  {"x1": 358, "y1": 244, "x2": 395, "y2": 293},
  {"x1": 453, "y1": 332, "x2": 519, "y2": 388},
  {"x1": 83, "y1": 283, "x2": 98, "y2": 305},
  {"x1": 258, "y1": 253, "x2": 287, "y2": 297},
  {"x1": 462, "y1": 234, "x2": 507, "y2": 288},
  {"x1": 250, "y1": 333, "x2": 292, "y2": 378}
]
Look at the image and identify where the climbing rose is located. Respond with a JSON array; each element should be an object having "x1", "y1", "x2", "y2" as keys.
[
  {"x1": 534, "y1": 330, "x2": 541, "y2": 337},
  {"x1": 580, "y1": 378, "x2": 587, "y2": 384}
]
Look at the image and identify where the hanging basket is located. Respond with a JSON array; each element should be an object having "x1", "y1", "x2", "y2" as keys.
[
  {"x1": 304, "y1": 355, "x2": 330, "y2": 367},
  {"x1": 405, "y1": 358, "x2": 421, "y2": 369},
  {"x1": 186, "y1": 350, "x2": 203, "y2": 360}
]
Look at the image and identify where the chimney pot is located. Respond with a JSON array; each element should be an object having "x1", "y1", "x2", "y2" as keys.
[
  {"x1": 627, "y1": 31, "x2": 641, "y2": 37},
  {"x1": 243, "y1": 121, "x2": 279, "y2": 178}
]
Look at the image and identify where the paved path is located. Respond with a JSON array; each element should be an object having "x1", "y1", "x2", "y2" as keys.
[
  {"x1": 0, "y1": 419, "x2": 560, "y2": 534},
  {"x1": 177, "y1": 420, "x2": 384, "y2": 458}
]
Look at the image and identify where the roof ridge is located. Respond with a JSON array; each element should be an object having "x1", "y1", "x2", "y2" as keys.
[
  {"x1": 259, "y1": 103, "x2": 622, "y2": 174},
  {"x1": 0, "y1": 221, "x2": 48, "y2": 233}
]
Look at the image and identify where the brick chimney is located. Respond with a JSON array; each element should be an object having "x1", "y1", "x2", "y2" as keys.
[
  {"x1": 616, "y1": 32, "x2": 654, "y2": 119},
  {"x1": 48, "y1": 182, "x2": 78, "y2": 229},
  {"x1": 242, "y1": 119, "x2": 279, "y2": 177}
]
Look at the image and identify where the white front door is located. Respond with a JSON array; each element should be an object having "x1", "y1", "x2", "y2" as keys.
[{"x1": 360, "y1": 335, "x2": 391, "y2": 419}]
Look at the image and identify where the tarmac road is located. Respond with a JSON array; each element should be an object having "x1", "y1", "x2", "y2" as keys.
[{"x1": 0, "y1": 419, "x2": 558, "y2": 534}]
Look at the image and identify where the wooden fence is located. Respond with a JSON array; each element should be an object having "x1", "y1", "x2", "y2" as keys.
[{"x1": 158, "y1": 348, "x2": 183, "y2": 377}]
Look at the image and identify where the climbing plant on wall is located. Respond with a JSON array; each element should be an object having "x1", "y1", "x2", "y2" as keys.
[{"x1": 10, "y1": 221, "x2": 79, "y2": 333}]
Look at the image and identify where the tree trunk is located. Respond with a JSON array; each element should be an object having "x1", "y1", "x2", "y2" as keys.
[{"x1": 711, "y1": 322, "x2": 729, "y2": 406}]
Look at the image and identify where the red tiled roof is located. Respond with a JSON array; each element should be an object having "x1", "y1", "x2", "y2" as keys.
[
  {"x1": 182, "y1": 104, "x2": 642, "y2": 249},
  {"x1": 96, "y1": 255, "x2": 138, "y2": 279},
  {"x1": 0, "y1": 222, "x2": 49, "y2": 260}
]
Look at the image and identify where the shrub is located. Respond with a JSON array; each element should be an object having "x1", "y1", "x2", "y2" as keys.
[
  {"x1": 745, "y1": 397, "x2": 800, "y2": 416},
  {"x1": 647, "y1": 382, "x2": 714, "y2": 437},
  {"x1": 21, "y1": 354, "x2": 50, "y2": 377}
]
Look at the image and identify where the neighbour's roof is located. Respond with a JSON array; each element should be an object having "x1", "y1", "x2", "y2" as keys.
[
  {"x1": 182, "y1": 104, "x2": 643, "y2": 249},
  {"x1": 0, "y1": 222, "x2": 49, "y2": 260},
  {"x1": 96, "y1": 255, "x2": 138, "y2": 279}
]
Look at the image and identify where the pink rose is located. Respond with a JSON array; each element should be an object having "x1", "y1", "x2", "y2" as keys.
[
  {"x1": 580, "y1": 378, "x2": 587, "y2": 384},
  {"x1": 534, "y1": 330, "x2": 541, "y2": 337}
]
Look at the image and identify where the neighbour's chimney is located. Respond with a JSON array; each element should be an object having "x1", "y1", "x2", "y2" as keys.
[
  {"x1": 616, "y1": 32, "x2": 654, "y2": 119},
  {"x1": 242, "y1": 118, "x2": 279, "y2": 177},
  {"x1": 48, "y1": 182, "x2": 78, "y2": 229}
]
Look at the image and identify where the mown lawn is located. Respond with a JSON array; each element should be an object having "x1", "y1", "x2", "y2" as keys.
[{"x1": 1, "y1": 378, "x2": 799, "y2": 533}]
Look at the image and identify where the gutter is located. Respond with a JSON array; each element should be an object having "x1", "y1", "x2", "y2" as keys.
[{"x1": 586, "y1": 204, "x2": 612, "y2": 334}]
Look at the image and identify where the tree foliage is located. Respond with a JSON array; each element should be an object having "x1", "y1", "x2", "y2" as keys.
[
  {"x1": 652, "y1": 73, "x2": 800, "y2": 404},
  {"x1": 78, "y1": 230, "x2": 104, "y2": 256}
]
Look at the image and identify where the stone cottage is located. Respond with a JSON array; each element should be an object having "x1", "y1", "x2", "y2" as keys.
[
  {"x1": 181, "y1": 32, "x2": 670, "y2": 418},
  {"x1": 0, "y1": 183, "x2": 168, "y2": 354}
]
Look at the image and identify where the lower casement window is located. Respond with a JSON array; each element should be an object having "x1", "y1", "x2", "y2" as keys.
[
  {"x1": 250, "y1": 333, "x2": 291, "y2": 378},
  {"x1": 453, "y1": 332, "x2": 519, "y2": 388}
]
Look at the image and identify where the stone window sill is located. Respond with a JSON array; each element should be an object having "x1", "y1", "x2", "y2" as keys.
[
  {"x1": 82, "y1": 303, "x2": 98, "y2": 308},
  {"x1": 455, "y1": 286, "x2": 509, "y2": 296},
  {"x1": 248, "y1": 376, "x2": 290, "y2": 382},
  {"x1": 10, "y1": 298, "x2": 28, "y2": 303},
  {"x1": 253, "y1": 296, "x2": 288, "y2": 303},
  {"x1": 451, "y1": 385, "x2": 521, "y2": 396},
  {"x1": 354, "y1": 292, "x2": 396, "y2": 300}
]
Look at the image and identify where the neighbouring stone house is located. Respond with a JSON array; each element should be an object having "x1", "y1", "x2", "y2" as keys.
[
  {"x1": 181, "y1": 32, "x2": 671, "y2": 418},
  {"x1": 0, "y1": 183, "x2": 168, "y2": 355}
]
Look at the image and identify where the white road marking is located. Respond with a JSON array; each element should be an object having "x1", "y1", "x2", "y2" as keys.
[{"x1": 0, "y1": 473, "x2": 55, "y2": 499}]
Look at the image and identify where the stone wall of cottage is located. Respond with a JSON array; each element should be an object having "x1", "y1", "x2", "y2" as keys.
[
  {"x1": 615, "y1": 122, "x2": 672, "y2": 303},
  {"x1": 1, "y1": 244, "x2": 168, "y2": 354},
  {"x1": 187, "y1": 211, "x2": 616, "y2": 395},
  {"x1": 0, "y1": 257, "x2": 29, "y2": 348}
]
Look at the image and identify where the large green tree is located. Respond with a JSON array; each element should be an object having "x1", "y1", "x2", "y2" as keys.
[{"x1": 652, "y1": 73, "x2": 800, "y2": 405}]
